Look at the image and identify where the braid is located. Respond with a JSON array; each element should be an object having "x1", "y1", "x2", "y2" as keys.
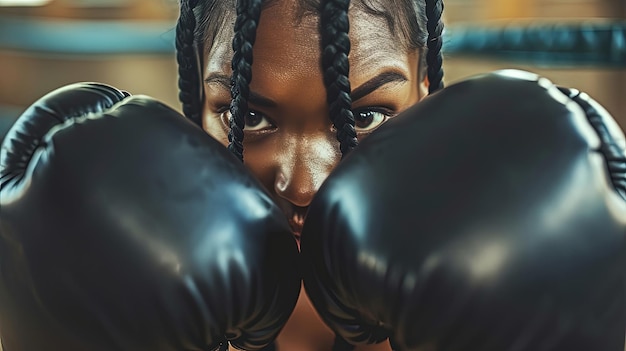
[
  {"x1": 228, "y1": 0, "x2": 263, "y2": 162},
  {"x1": 176, "y1": 0, "x2": 203, "y2": 125},
  {"x1": 321, "y1": 0, "x2": 357, "y2": 158},
  {"x1": 425, "y1": 0, "x2": 444, "y2": 94}
]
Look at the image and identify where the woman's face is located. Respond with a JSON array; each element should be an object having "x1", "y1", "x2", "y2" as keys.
[{"x1": 202, "y1": 2, "x2": 427, "y2": 241}]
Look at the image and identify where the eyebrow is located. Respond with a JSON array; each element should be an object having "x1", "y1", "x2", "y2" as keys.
[
  {"x1": 205, "y1": 70, "x2": 408, "y2": 106},
  {"x1": 205, "y1": 73, "x2": 278, "y2": 108},
  {"x1": 351, "y1": 71, "x2": 408, "y2": 102}
]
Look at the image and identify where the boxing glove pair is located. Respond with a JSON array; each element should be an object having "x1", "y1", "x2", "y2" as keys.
[{"x1": 2, "y1": 70, "x2": 625, "y2": 351}]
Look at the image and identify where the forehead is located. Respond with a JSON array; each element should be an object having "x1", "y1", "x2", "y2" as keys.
[{"x1": 205, "y1": 2, "x2": 409, "y2": 78}]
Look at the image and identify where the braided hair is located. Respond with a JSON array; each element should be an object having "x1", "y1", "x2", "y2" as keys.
[
  {"x1": 320, "y1": 0, "x2": 358, "y2": 157},
  {"x1": 426, "y1": 0, "x2": 445, "y2": 93},
  {"x1": 228, "y1": 0, "x2": 263, "y2": 162},
  {"x1": 175, "y1": 0, "x2": 203, "y2": 125},
  {"x1": 176, "y1": 0, "x2": 445, "y2": 160}
]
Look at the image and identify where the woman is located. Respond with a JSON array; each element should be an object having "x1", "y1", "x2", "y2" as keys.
[{"x1": 174, "y1": 0, "x2": 445, "y2": 350}]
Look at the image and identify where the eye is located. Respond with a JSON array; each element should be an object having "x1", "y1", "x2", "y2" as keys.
[
  {"x1": 219, "y1": 109, "x2": 274, "y2": 132},
  {"x1": 242, "y1": 111, "x2": 273, "y2": 131},
  {"x1": 353, "y1": 108, "x2": 390, "y2": 133}
]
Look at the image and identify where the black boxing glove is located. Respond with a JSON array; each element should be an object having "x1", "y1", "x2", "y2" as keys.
[
  {"x1": 301, "y1": 70, "x2": 626, "y2": 351},
  {"x1": 0, "y1": 83, "x2": 300, "y2": 351}
]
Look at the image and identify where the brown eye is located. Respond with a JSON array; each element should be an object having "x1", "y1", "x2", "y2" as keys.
[
  {"x1": 244, "y1": 111, "x2": 271, "y2": 131},
  {"x1": 220, "y1": 109, "x2": 274, "y2": 132},
  {"x1": 354, "y1": 109, "x2": 388, "y2": 132}
]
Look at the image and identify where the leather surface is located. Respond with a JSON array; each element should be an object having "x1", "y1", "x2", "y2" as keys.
[
  {"x1": 301, "y1": 70, "x2": 626, "y2": 351},
  {"x1": 0, "y1": 83, "x2": 301, "y2": 351}
]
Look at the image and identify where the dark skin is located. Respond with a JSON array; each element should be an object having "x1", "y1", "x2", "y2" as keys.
[{"x1": 202, "y1": 2, "x2": 427, "y2": 351}]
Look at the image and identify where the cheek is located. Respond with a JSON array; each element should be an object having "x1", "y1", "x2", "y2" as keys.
[
  {"x1": 200, "y1": 118, "x2": 279, "y2": 195},
  {"x1": 242, "y1": 138, "x2": 279, "y2": 191},
  {"x1": 418, "y1": 78, "x2": 428, "y2": 101},
  {"x1": 202, "y1": 111, "x2": 228, "y2": 147}
]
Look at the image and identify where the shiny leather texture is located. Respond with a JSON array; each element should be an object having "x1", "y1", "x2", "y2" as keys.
[
  {"x1": 301, "y1": 70, "x2": 626, "y2": 351},
  {"x1": 0, "y1": 83, "x2": 301, "y2": 351},
  {"x1": 557, "y1": 86, "x2": 626, "y2": 200}
]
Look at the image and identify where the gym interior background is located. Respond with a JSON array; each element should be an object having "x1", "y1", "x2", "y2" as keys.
[{"x1": 0, "y1": 0, "x2": 624, "y2": 140}]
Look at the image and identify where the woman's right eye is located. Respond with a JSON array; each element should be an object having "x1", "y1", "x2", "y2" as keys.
[
  {"x1": 351, "y1": 108, "x2": 393, "y2": 134},
  {"x1": 218, "y1": 108, "x2": 275, "y2": 132}
]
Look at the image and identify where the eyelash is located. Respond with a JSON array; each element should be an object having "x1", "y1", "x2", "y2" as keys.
[
  {"x1": 215, "y1": 106, "x2": 395, "y2": 134},
  {"x1": 216, "y1": 106, "x2": 277, "y2": 135},
  {"x1": 351, "y1": 106, "x2": 395, "y2": 134}
]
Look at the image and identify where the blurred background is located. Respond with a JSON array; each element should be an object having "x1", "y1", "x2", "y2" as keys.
[{"x1": 0, "y1": 0, "x2": 624, "y2": 141}]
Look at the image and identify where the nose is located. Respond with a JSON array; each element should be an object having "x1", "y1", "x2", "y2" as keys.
[{"x1": 274, "y1": 136, "x2": 339, "y2": 207}]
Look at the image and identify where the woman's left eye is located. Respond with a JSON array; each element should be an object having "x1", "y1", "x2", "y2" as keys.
[
  {"x1": 353, "y1": 109, "x2": 390, "y2": 132},
  {"x1": 243, "y1": 111, "x2": 273, "y2": 131}
]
